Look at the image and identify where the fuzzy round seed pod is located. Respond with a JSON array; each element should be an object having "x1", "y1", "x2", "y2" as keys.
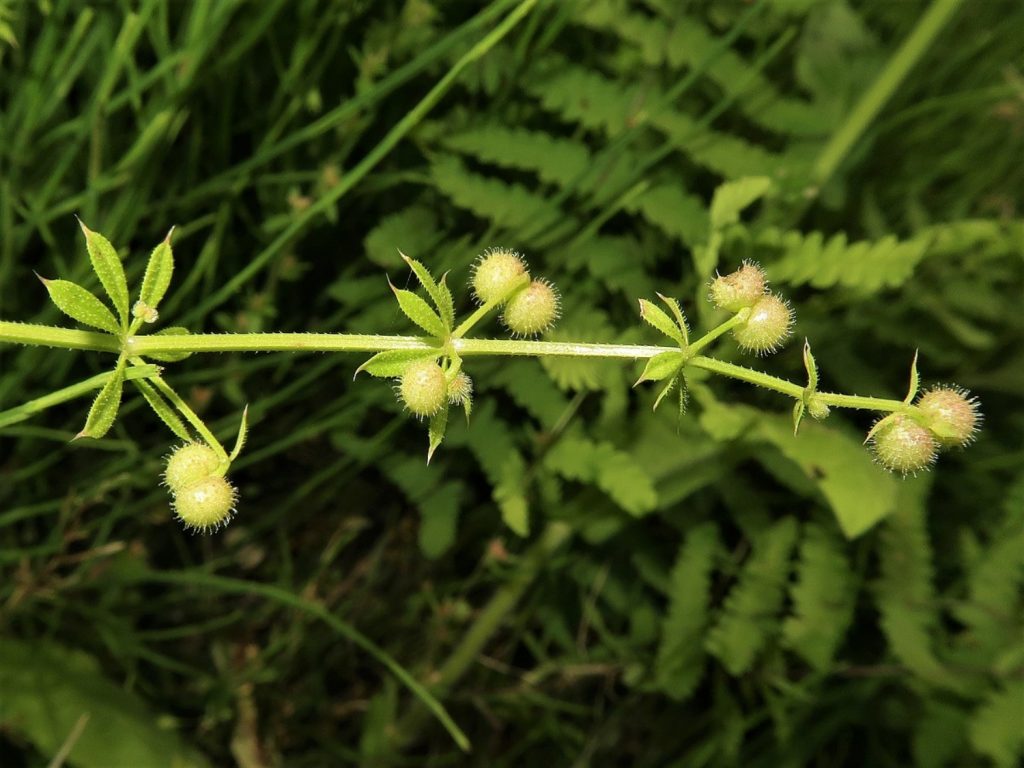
[
  {"x1": 870, "y1": 414, "x2": 937, "y2": 475},
  {"x1": 917, "y1": 386, "x2": 981, "y2": 447},
  {"x1": 471, "y1": 248, "x2": 529, "y2": 304},
  {"x1": 807, "y1": 398, "x2": 831, "y2": 420},
  {"x1": 173, "y1": 475, "x2": 237, "y2": 532},
  {"x1": 502, "y1": 279, "x2": 560, "y2": 336},
  {"x1": 731, "y1": 294, "x2": 793, "y2": 354},
  {"x1": 400, "y1": 360, "x2": 447, "y2": 417},
  {"x1": 709, "y1": 262, "x2": 767, "y2": 313},
  {"x1": 164, "y1": 442, "x2": 221, "y2": 494},
  {"x1": 447, "y1": 371, "x2": 473, "y2": 406}
]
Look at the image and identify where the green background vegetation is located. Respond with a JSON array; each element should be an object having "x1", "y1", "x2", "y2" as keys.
[{"x1": 1, "y1": 0, "x2": 1022, "y2": 765}]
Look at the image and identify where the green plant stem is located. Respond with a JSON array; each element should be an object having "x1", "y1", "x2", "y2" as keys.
[
  {"x1": 686, "y1": 312, "x2": 747, "y2": 357},
  {"x1": 0, "y1": 321, "x2": 120, "y2": 352},
  {"x1": 142, "y1": 370, "x2": 229, "y2": 463},
  {"x1": 0, "y1": 322, "x2": 912, "y2": 414},
  {"x1": 452, "y1": 274, "x2": 530, "y2": 338},
  {"x1": 809, "y1": 0, "x2": 965, "y2": 189},
  {"x1": 0, "y1": 365, "x2": 159, "y2": 429}
]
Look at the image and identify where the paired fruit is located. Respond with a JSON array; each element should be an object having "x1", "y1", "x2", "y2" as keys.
[{"x1": 164, "y1": 442, "x2": 236, "y2": 532}]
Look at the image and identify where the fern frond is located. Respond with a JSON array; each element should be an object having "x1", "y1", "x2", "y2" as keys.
[
  {"x1": 544, "y1": 436, "x2": 657, "y2": 516},
  {"x1": 429, "y1": 155, "x2": 565, "y2": 235},
  {"x1": 705, "y1": 517, "x2": 798, "y2": 675},
  {"x1": 525, "y1": 60, "x2": 783, "y2": 180},
  {"x1": 654, "y1": 522, "x2": 719, "y2": 700},
  {"x1": 969, "y1": 681, "x2": 1024, "y2": 768},
  {"x1": 875, "y1": 481, "x2": 965, "y2": 691},
  {"x1": 441, "y1": 125, "x2": 591, "y2": 189},
  {"x1": 576, "y1": 1, "x2": 830, "y2": 137},
  {"x1": 625, "y1": 183, "x2": 709, "y2": 248},
  {"x1": 758, "y1": 228, "x2": 931, "y2": 292},
  {"x1": 782, "y1": 522, "x2": 856, "y2": 671}
]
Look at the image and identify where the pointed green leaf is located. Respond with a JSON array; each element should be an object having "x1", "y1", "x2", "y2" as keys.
[
  {"x1": 904, "y1": 350, "x2": 920, "y2": 405},
  {"x1": 638, "y1": 299, "x2": 685, "y2": 345},
  {"x1": 436, "y1": 273, "x2": 456, "y2": 331},
  {"x1": 355, "y1": 348, "x2": 443, "y2": 378},
  {"x1": 635, "y1": 351, "x2": 684, "y2": 386},
  {"x1": 792, "y1": 400, "x2": 806, "y2": 436},
  {"x1": 709, "y1": 176, "x2": 774, "y2": 231},
  {"x1": 656, "y1": 292, "x2": 689, "y2": 345},
  {"x1": 426, "y1": 403, "x2": 448, "y2": 463},
  {"x1": 400, "y1": 252, "x2": 451, "y2": 331},
  {"x1": 78, "y1": 221, "x2": 129, "y2": 327},
  {"x1": 139, "y1": 228, "x2": 175, "y2": 311},
  {"x1": 677, "y1": 373, "x2": 689, "y2": 420},
  {"x1": 133, "y1": 378, "x2": 191, "y2": 442},
  {"x1": 653, "y1": 375, "x2": 676, "y2": 413},
  {"x1": 802, "y1": 339, "x2": 818, "y2": 392},
  {"x1": 76, "y1": 360, "x2": 126, "y2": 440},
  {"x1": 229, "y1": 405, "x2": 249, "y2": 462},
  {"x1": 144, "y1": 327, "x2": 193, "y2": 363},
  {"x1": 390, "y1": 282, "x2": 447, "y2": 338},
  {"x1": 864, "y1": 412, "x2": 898, "y2": 445},
  {"x1": 39, "y1": 277, "x2": 121, "y2": 335}
]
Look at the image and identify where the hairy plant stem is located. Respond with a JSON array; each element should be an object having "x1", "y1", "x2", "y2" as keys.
[{"x1": 1, "y1": 321, "x2": 911, "y2": 414}]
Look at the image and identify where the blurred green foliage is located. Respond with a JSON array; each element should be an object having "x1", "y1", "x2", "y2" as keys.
[{"x1": 1, "y1": 0, "x2": 1022, "y2": 766}]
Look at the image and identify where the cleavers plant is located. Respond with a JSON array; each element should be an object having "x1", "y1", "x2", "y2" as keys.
[{"x1": 0, "y1": 227, "x2": 980, "y2": 532}]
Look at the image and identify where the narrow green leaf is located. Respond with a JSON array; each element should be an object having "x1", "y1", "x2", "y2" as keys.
[
  {"x1": 656, "y1": 292, "x2": 689, "y2": 345},
  {"x1": 638, "y1": 298, "x2": 685, "y2": 345},
  {"x1": 390, "y1": 281, "x2": 447, "y2": 338},
  {"x1": 904, "y1": 349, "x2": 920, "y2": 405},
  {"x1": 653, "y1": 375, "x2": 676, "y2": 413},
  {"x1": 436, "y1": 272, "x2": 456, "y2": 331},
  {"x1": 144, "y1": 327, "x2": 193, "y2": 363},
  {"x1": 38, "y1": 277, "x2": 121, "y2": 335},
  {"x1": 426, "y1": 403, "x2": 448, "y2": 463},
  {"x1": 355, "y1": 348, "x2": 443, "y2": 378},
  {"x1": 228, "y1": 405, "x2": 249, "y2": 462},
  {"x1": 400, "y1": 252, "x2": 451, "y2": 331},
  {"x1": 139, "y1": 228, "x2": 175, "y2": 311},
  {"x1": 76, "y1": 359, "x2": 126, "y2": 440},
  {"x1": 133, "y1": 378, "x2": 191, "y2": 442},
  {"x1": 802, "y1": 339, "x2": 818, "y2": 391},
  {"x1": 709, "y1": 176, "x2": 773, "y2": 231},
  {"x1": 78, "y1": 220, "x2": 130, "y2": 327},
  {"x1": 654, "y1": 523, "x2": 718, "y2": 699},
  {"x1": 792, "y1": 400, "x2": 805, "y2": 436},
  {"x1": 635, "y1": 351, "x2": 684, "y2": 386},
  {"x1": 678, "y1": 373, "x2": 689, "y2": 419}
]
